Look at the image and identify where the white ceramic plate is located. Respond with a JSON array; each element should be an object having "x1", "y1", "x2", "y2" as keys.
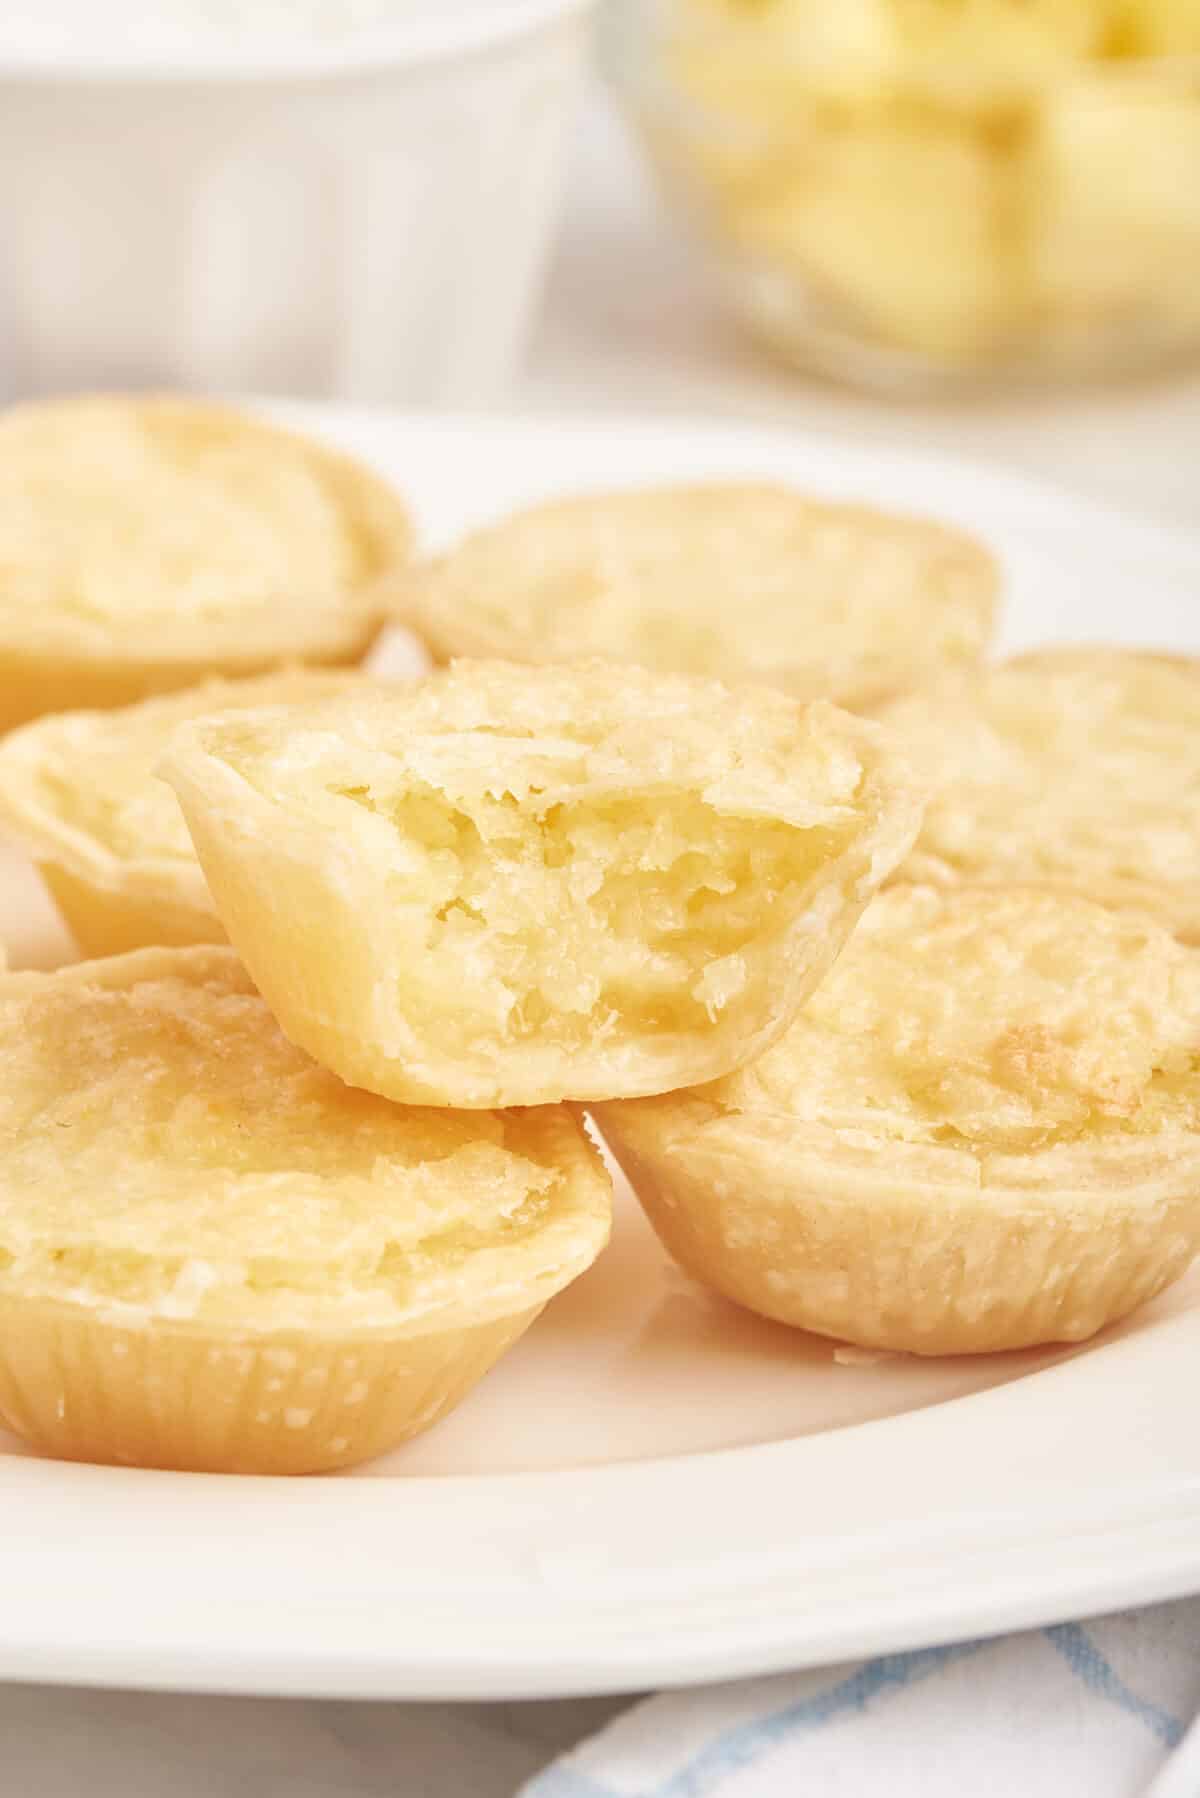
[{"x1": 2, "y1": 407, "x2": 1198, "y2": 1702}]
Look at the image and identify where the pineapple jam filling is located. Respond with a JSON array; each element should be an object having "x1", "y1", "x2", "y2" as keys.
[
  {"x1": 340, "y1": 780, "x2": 844, "y2": 1055},
  {"x1": 884, "y1": 650, "x2": 1200, "y2": 898},
  {"x1": 393, "y1": 484, "x2": 997, "y2": 707},
  {"x1": 0, "y1": 398, "x2": 387, "y2": 630},
  {"x1": 0, "y1": 954, "x2": 590, "y2": 1324},
  {"x1": 698, "y1": 884, "x2": 1200, "y2": 1160}
]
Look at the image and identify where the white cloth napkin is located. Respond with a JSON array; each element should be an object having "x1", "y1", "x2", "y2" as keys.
[{"x1": 520, "y1": 1599, "x2": 1200, "y2": 1798}]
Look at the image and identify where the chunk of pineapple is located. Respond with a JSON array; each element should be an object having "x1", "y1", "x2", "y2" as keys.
[
  {"x1": 734, "y1": 99, "x2": 1027, "y2": 359},
  {"x1": 1031, "y1": 74, "x2": 1200, "y2": 330}
]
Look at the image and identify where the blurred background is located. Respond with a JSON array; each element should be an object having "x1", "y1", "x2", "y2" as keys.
[{"x1": 0, "y1": 0, "x2": 1197, "y2": 524}]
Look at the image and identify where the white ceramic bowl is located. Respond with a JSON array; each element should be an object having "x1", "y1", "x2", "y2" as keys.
[{"x1": 0, "y1": 0, "x2": 594, "y2": 403}]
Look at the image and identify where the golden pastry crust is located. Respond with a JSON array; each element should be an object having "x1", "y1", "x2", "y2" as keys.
[
  {"x1": 0, "y1": 669, "x2": 387, "y2": 958},
  {"x1": 0, "y1": 394, "x2": 411, "y2": 731},
  {"x1": 385, "y1": 484, "x2": 998, "y2": 709},
  {"x1": 880, "y1": 646, "x2": 1200, "y2": 939},
  {"x1": 595, "y1": 884, "x2": 1200, "y2": 1355},
  {"x1": 162, "y1": 659, "x2": 925, "y2": 1108},
  {"x1": 0, "y1": 946, "x2": 610, "y2": 1472}
]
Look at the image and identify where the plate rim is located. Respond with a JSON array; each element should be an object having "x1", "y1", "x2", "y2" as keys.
[
  {"x1": 262, "y1": 397, "x2": 1200, "y2": 574},
  {"x1": 6, "y1": 1304, "x2": 1200, "y2": 1699}
]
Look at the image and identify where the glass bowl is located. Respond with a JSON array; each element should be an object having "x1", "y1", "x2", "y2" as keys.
[{"x1": 607, "y1": 0, "x2": 1200, "y2": 393}]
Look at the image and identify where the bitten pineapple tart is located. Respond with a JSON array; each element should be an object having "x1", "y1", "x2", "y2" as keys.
[
  {"x1": 0, "y1": 669, "x2": 386, "y2": 958},
  {"x1": 0, "y1": 947, "x2": 610, "y2": 1474},
  {"x1": 882, "y1": 647, "x2": 1200, "y2": 939},
  {"x1": 385, "y1": 485, "x2": 998, "y2": 708},
  {"x1": 596, "y1": 885, "x2": 1200, "y2": 1355},
  {"x1": 0, "y1": 394, "x2": 411, "y2": 731},
  {"x1": 162, "y1": 660, "x2": 925, "y2": 1108}
]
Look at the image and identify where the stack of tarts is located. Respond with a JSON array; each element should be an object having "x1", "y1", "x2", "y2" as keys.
[{"x1": 0, "y1": 391, "x2": 1196, "y2": 1478}]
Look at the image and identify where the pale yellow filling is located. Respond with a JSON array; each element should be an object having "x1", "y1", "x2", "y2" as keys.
[
  {"x1": 343, "y1": 782, "x2": 840, "y2": 1053},
  {"x1": 703, "y1": 884, "x2": 1200, "y2": 1155},
  {"x1": 885, "y1": 651, "x2": 1200, "y2": 895},
  {"x1": 0, "y1": 953, "x2": 598, "y2": 1323},
  {"x1": 408, "y1": 487, "x2": 994, "y2": 696},
  {"x1": 0, "y1": 398, "x2": 399, "y2": 632}
]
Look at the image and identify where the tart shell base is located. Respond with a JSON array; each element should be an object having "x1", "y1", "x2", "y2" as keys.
[
  {"x1": 600, "y1": 1122, "x2": 1200, "y2": 1356},
  {"x1": 39, "y1": 862, "x2": 223, "y2": 960},
  {"x1": 0, "y1": 1296, "x2": 542, "y2": 1475},
  {"x1": 0, "y1": 644, "x2": 370, "y2": 739}
]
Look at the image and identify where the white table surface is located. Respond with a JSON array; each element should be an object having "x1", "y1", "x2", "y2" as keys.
[{"x1": 11, "y1": 83, "x2": 1200, "y2": 1798}]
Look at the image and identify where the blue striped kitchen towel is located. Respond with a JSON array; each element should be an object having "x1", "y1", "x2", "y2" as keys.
[{"x1": 520, "y1": 1599, "x2": 1200, "y2": 1798}]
